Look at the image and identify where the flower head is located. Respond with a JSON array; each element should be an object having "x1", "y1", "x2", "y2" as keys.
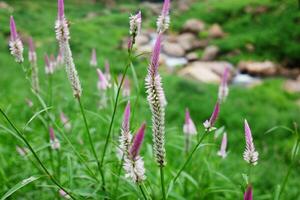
[
  {"x1": 56, "y1": 50, "x2": 64, "y2": 66},
  {"x1": 60, "y1": 112, "x2": 71, "y2": 131},
  {"x1": 55, "y1": 0, "x2": 82, "y2": 98},
  {"x1": 129, "y1": 11, "x2": 142, "y2": 36},
  {"x1": 218, "y1": 67, "x2": 230, "y2": 102},
  {"x1": 45, "y1": 54, "x2": 54, "y2": 74},
  {"x1": 130, "y1": 123, "x2": 146, "y2": 159},
  {"x1": 149, "y1": 34, "x2": 162, "y2": 77},
  {"x1": 157, "y1": 0, "x2": 170, "y2": 33},
  {"x1": 217, "y1": 132, "x2": 227, "y2": 158},
  {"x1": 118, "y1": 101, "x2": 133, "y2": 158},
  {"x1": 123, "y1": 122, "x2": 146, "y2": 183},
  {"x1": 90, "y1": 48, "x2": 97, "y2": 67},
  {"x1": 104, "y1": 59, "x2": 111, "y2": 81},
  {"x1": 49, "y1": 127, "x2": 60, "y2": 150},
  {"x1": 244, "y1": 185, "x2": 253, "y2": 200},
  {"x1": 121, "y1": 77, "x2": 130, "y2": 97},
  {"x1": 59, "y1": 189, "x2": 70, "y2": 199},
  {"x1": 16, "y1": 146, "x2": 29, "y2": 157},
  {"x1": 183, "y1": 108, "x2": 197, "y2": 135},
  {"x1": 96, "y1": 68, "x2": 109, "y2": 90},
  {"x1": 28, "y1": 37, "x2": 37, "y2": 63},
  {"x1": 203, "y1": 101, "x2": 220, "y2": 132},
  {"x1": 9, "y1": 16, "x2": 23, "y2": 63},
  {"x1": 243, "y1": 120, "x2": 259, "y2": 165},
  {"x1": 145, "y1": 33, "x2": 167, "y2": 166},
  {"x1": 25, "y1": 98, "x2": 33, "y2": 107}
]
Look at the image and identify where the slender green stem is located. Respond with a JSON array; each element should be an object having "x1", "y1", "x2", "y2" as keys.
[
  {"x1": 247, "y1": 164, "x2": 252, "y2": 185},
  {"x1": 48, "y1": 74, "x2": 53, "y2": 106},
  {"x1": 114, "y1": 155, "x2": 125, "y2": 198},
  {"x1": 34, "y1": 93, "x2": 99, "y2": 183},
  {"x1": 77, "y1": 97, "x2": 106, "y2": 193},
  {"x1": 100, "y1": 52, "x2": 132, "y2": 172},
  {"x1": 278, "y1": 138, "x2": 300, "y2": 199},
  {"x1": 160, "y1": 166, "x2": 166, "y2": 200},
  {"x1": 139, "y1": 184, "x2": 148, "y2": 200},
  {"x1": 172, "y1": 132, "x2": 207, "y2": 184},
  {"x1": 0, "y1": 108, "x2": 77, "y2": 200}
]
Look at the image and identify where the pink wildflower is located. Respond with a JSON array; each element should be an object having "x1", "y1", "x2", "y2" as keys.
[
  {"x1": 203, "y1": 101, "x2": 220, "y2": 132},
  {"x1": 9, "y1": 16, "x2": 23, "y2": 63},
  {"x1": 243, "y1": 120, "x2": 259, "y2": 165}
]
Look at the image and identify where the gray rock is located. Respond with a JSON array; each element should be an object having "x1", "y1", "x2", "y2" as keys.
[
  {"x1": 163, "y1": 42, "x2": 185, "y2": 57},
  {"x1": 182, "y1": 19, "x2": 205, "y2": 34},
  {"x1": 202, "y1": 45, "x2": 219, "y2": 61},
  {"x1": 238, "y1": 60, "x2": 277, "y2": 76},
  {"x1": 208, "y1": 24, "x2": 225, "y2": 38},
  {"x1": 177, "y1": 33, "x2": 198, "y2": 51},
  {"x1": 186, "y1": 52, "x2": 198, "y2": 61}
]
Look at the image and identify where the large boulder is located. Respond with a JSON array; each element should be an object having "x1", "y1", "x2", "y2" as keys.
[
  {"x1": 178, "y1": 66, "x2": 221, "y2": 83},
  {"x1": 202, "y1": 45, "x2": 220, "y2": 61},
  {"x1": 178, "y1": 61, "x2": 235, "y2": 83},
  {"x1": 163, "y1": 42, "x2": 185, "y2": 57},
  {"x1": 182, "y1": 19, "x2": 205, "y2": 34},
  {"x1": 238, "y1": 61, "x2": 277, "y2": 76},
  {"x1": 177, "y1": 33, "x2": 198, "y2": 51},
  {"x1": 283, "y1": 79, "x2": 300, "y2": 93},
  {"x1": 208, "y1": 24, "x2": 225, "y2": 38}
]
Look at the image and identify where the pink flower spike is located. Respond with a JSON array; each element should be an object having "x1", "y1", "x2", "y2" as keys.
[
  {"x1": 162, "y1": 0, "x2": 170, "y2": 16},
  {"x1": 122, "y1": 101, "x2": 131, "y2": 133},
  {"x1": 104, "y1": 60, "x2": 110, "y2": 75},
  {"x1": 123, "y1": 77, "x2": 131, "y2": 97},
  {"x1": 130, "y1": 122, "x2": 146, "y2": 159},
  {"x1": 90, "y1": 48, "x2": 97, "y2": 67},
  {"x1": 183, "y1": 108, "x2": 197, "y2": 135},
  {"x1": 150, "y1": 34, "x2": 162, "y2": 76},
  {"x1": 217, "y1": 132, "x2": 227, "y2": 158},
  {"x1": 218, "y1": 67, "x2": 230, "y2": 102},
  {"x1": 10, "y1": 16, "x2": 18, "y2": 40},
  {"x1": 203, "y1": 101, "x2": 220, "y2": 132},
  {"x1": 244, "y1": 185, "x2": 253, "y2": 200},
  {"x1": 96, "y1": 68, "x2": 109, "y2": 90},
  {"x1": 49, "y1": 127, "x2": 60, "y2": 150},
  {"x1": 28, "y1": 37, "x2": 35, "y2": 53},
  {"x1": 59, "y1": 189, "x2": 71, "y2": 199},
  {"x1": 49, "y1": 127, "x2": 55, "y2": 141},
  {"x1": 243, "y1": 120, "x2": 259, "y2": 165},
  {"x1": 16, "y1": 146, "x2": 28, "y2": 156},
  {"x1": 60, "y1": 112, "x2": 71, "y2": 131},
  {"x1": 45, "y1": 54, "x2": 53, "y2": 74},
  {"x1": 58, "y1": 0, "x2": 64, "y2": 20}
]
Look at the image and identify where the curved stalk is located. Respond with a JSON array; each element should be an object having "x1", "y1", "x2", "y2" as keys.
[{"x1": 0, "y1": 108, "x2": 77, "y2": 200}]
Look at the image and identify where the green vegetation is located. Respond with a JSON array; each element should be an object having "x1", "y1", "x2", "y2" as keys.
[{"x1": 0, "y1": 0, "x2": 299, "y2": 199}]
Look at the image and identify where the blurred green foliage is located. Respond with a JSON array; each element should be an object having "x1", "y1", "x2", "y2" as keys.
[{"x1": 0, "y1": 0, "x2": 299, "y2": 199}]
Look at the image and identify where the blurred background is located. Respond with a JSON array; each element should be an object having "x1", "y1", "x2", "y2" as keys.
[{"x1": 0, "y1": 0, "x2": 300, "y2": 199}]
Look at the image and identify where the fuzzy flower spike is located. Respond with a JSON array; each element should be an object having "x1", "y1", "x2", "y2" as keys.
[
  {"x1": 157, "y1": 0, "x2": 170, "y2": 33},
  {"x1": 28, "y1": 37, "x2": 40, "y2": 93},
  {"x1": 203, "y1": 101, "x2": 220, "y2": 132},
  {"x1": 49, "y1": 127, "x2": 60, "y2": 150},
  {"x1": 118, "y1": 101, "x2": 132, "y2": 158},
  {"x1": 183, "y1": 108, "x2": 197, "y2": 135},
  {"x1": 243, "y1": 120, "x2": 259, "y2": 165},
  {"x1": 218, "y1": 67, "x2": 230, "y2": 102},
  {"x1": 55, "y1": 0, "x2": 82, "y2": 98},
  {"x1": 129, "y1": 11, "x2": 142, "y2": 37},
  {"x1": 244, "y1": 185, "x2": 253, "y2": 200},
  {"x1": 45, "y1": 54, "x2": 54, "y2": 75},
  {"x1": 217, "y1": 132, "x2": 227, "y2": 158},
  {"x1": 96, "y1": 68, "x2": 109, "y2": 90},
  {"x1": 90, "y1": 48, "x2": 97, "y2": 67},
  {"x1": 124, "y1": 122, "x2": 146, "y2": 183},
  {"x1": 145, "y1": 33, "x2": 167, "y2": 166},
  {"x1": 9, "y1": 16, "x2": 24, "y2": 63}
]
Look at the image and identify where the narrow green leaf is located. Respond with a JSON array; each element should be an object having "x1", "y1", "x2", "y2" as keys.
[{"x1": 0, "y1": 175, "x2": 43, "y2": 200}]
